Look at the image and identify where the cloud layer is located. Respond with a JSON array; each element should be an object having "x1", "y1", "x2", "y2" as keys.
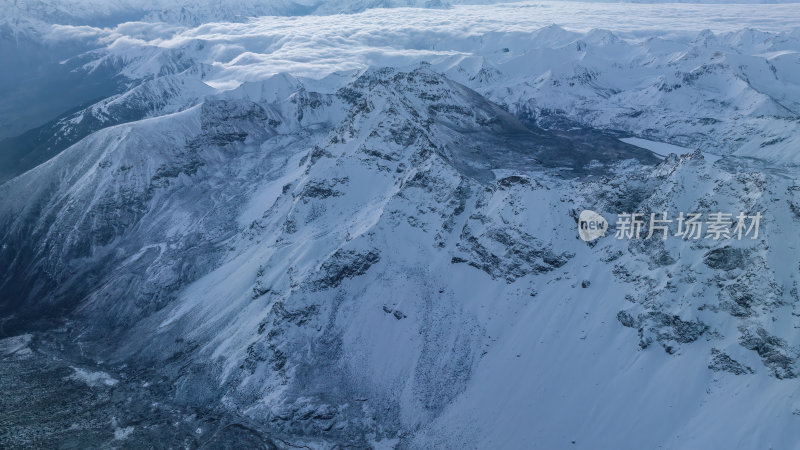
[{"x1": 28, "y1": 1, "x2": 800, "y2": 88}]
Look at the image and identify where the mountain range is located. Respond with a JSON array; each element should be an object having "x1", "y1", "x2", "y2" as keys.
[{"x1": 1, "y1": 2, "x2": 800, "y2": 448}]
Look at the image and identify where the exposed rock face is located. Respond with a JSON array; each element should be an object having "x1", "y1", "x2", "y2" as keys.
[
  {"x1": 619, "y1": 310, "x2": 709, "y2": 352},
  {"x1": 708, "y1": 348, "x2": 754, "y2": 375},
  {"x1": 704, "y1": 246, "x2": 749, "y2": 271},
  {"x1": 739, "y1": 328, "x2": 798, "y2": 379},
  {"x1": 312, "y1": 249, "x2": 380, "y2": 290}
]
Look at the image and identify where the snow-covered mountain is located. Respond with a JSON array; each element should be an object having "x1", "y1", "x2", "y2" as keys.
[
  {"x1": 4, "y1": 0, "x2": 798, "y2": 29},
  {"x1": 3, "y1": 0, "x2": 453, "y2": 27},
  {"x1": 1, "y1": 2, "x2": 800, "y2": 448},
  {"x1": 0, "y1": 72, "x2": 214, "y2": 183},
  {"x1": 3, "y1": 5, "x2": 799, "y2": 178}
]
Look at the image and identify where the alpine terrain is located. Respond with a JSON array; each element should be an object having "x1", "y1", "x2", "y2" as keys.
[{"x1": 1, "y1": 1, "x2": 799, "y2": 448}]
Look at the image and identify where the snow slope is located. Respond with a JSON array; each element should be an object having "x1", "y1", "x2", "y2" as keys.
[
  {"x1": 2, "y1": 64, "x2": 799, "y2": 447},
  {"x1": 1, "y1": 2, "x2": 800, "y2": 448},
  {"x1": 1, "y1": 0, "x2": 444, "y2": 26},
  {"x1": 3, "y1": 2, "x2": 799, "y2": 161}
]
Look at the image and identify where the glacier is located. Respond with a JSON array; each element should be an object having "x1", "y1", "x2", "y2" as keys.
[{"x1": 1, "y1": 1, "x2": 800, "y2": 448}]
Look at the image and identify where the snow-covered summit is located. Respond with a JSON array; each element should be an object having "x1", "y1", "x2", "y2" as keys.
[
  {"x1": 2, "y1": 2, "x2": 800, "y2": 448},
  {"x1": 3, "y1": 0, "x2": 454, "y2": 26},
  {"x1": 2, "y1": 60, "x2": 800, "y2": 446}
]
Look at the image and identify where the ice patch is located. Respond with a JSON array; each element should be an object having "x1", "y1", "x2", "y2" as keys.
[
  {"x1": 68, "y1": 367, "x2": 119, "y2": 387},
  {"x1": 0, "y1": 334, "x2": 33, "y2": 357},
  {"x1": 621, "y1": 137, "x2": 723, "y2": 163},
  {"x1": 114, "y1": 426, "x2": 134, "y2": 440}
]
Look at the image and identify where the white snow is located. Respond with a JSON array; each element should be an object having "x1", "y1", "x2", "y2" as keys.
[
  {"x1": 3, "y1": 1, "x2": 800, "y2": 448},
  {"x1": 0, "y1": 334, "x2": 33, "y2": 357},
  {"x1": 620, "y1": 137, "x2": 690, "y2": 158},
  {"x1": 113, "y1": 426, "x2": 135, "y2": 440},
  {"x1": 8, "y1": 2, "x2": 795, "y2": 164},
  {"x1": 68, "y1": 367, "x2": 120, "y2": 387}
]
